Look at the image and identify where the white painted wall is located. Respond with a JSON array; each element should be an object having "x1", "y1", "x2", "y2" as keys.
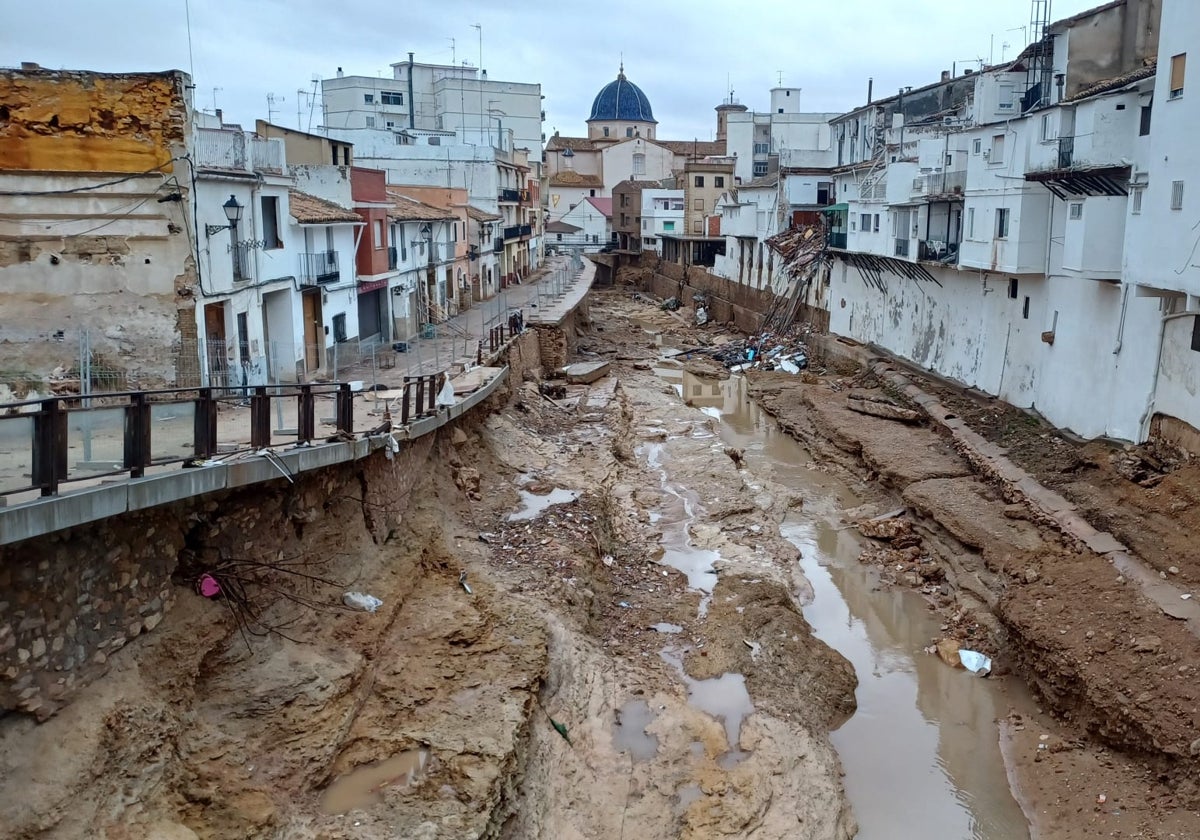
[
  {"x1": 600, "y1": 138, "x2": 674, "y2": 190},
  {"x1": 558, "y1": 199, "x2": 610, "y2": 247}
]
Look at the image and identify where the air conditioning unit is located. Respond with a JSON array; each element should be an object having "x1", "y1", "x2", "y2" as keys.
[{"x1": 943, "y1": 116, "x2": 955, "y2": 126}]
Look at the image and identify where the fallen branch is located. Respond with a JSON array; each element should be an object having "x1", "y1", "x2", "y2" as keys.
[{"x1": 845, "y1": 397, "x2": 922, "y2": 424}]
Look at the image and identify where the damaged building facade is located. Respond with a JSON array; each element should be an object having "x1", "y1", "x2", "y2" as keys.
[
  {"x1": 0, "y1": 65, "x2": 197, "y2": 391},
  {"x1": 695, "y1": 0, "x2": 1198, "y2": 451}
]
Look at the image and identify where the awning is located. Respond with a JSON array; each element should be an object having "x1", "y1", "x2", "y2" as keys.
[
  {"x1": 821, "y1": 203, "x2": 849, "y2": 213},
  {"x1": 358, "y1": 278, "x2": 389, "y2": 294}
]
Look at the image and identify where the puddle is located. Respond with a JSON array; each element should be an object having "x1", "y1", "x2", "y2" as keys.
[
  {"x1": 661, "y1": 649, "x2": 754, "y2": 759},
  {"x1": 642, "y1": 442, "x2": 720, "y2": 614},
  {"x1": 319, "y1": 749, "x2": 429, "y2": 814},
  {"x1": 664, "y1": 370, "x2": 1035, "y2": 840},
  {"x1": 612, "y1": 699, "x2": 660, "y2": 762},
  {"x1": 675, "y1": 782, "x2": 703, "y2": 811},
  {"x1": 508, "y1": 487, "x2": 578, "y2": 521}
]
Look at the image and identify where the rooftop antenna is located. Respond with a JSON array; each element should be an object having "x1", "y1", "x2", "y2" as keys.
[
  {"x1": 777, "y1": 70, "x2": 784, "y2": 86},
  {"x1": 308, "y1": 74, "x2": 320, "y2": 132},
  {"x1": 183, "y1": 0, "x2": 195, "y2": 80},
  {"x1": 211, "y1": 86, "x2": 222, "y2": 113},
  {"x1": 472, "y1": 23, "x2": 483, "y2": 136},
  {"x1": 266, "y1": 92, "x2": 283, "y2": 123}
]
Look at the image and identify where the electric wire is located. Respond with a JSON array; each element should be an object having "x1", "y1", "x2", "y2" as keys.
[{"x1": 0, "y1": 159, "x2": 184, "y2": 197}]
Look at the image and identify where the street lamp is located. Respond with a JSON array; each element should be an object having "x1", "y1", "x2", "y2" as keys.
[{"x1": 205, "y1": 194, "x2": 244, "y2": 237}]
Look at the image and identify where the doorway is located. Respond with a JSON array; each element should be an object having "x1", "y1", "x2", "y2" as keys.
[
  {"x1": 203, "y1": 302, "x2": 228, "y2": 388},
  {"x1": 302, "y1": 290, "x2": 323, "y2": 375}
]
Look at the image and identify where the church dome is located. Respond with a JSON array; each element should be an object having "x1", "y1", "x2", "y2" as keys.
[{"x1": 587, "y1": 66, "x2": 657, "y2": 124}]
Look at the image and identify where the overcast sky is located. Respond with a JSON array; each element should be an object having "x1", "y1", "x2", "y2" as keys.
[{"x1": 5, "y1": 0, "x2": 1101, "y2": 142}]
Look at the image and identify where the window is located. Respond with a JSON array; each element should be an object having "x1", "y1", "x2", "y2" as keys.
[
  {"x1": 973, "y1": 138, "x2": 982, "y2": 154},
  {"x1": 996, "y1": 208, "x2": 1010, "y2": 238},
  {"x1": 363, "y1": 94, "x2": 374, "y2": 104},
  {"x1": 1140, "y1": 102, "x2": 1152, "y2": 136},
  {"x1": 693, "y1": 198, "x2": 704, "y2": 210},
  {"x1": 365, "y1": 116, "x2": 376, "y2": 128},
  {"x1": 1170, "y1": 53, "x2": 1186, "y2": 99},
  {"x1": 1022, "y1": 296, "x2": 1031, "y2": 319},
  {"x1": 663, "y1": 221, "x2": 675, "y2": 231},
  {"x1": 373, "y1": 219, "x2": 383, "y2": 248},
  {"x1": 946, "y1": 153, "x2": 953, "y2": 167},
  {"x1": 589, "y1": 189, "x2": 596, "y2": 197},
  {"x1": 1171, "y1": 180, "x2": 1185, "y2": 210},
  {"x1": 603, "y1": 127, "x2": 610, "y2": 137},
  {"x1": 642, "y1": 218, "x2": 648, "y2": 230},
  {"x1": 694, "y1": 176, "x2": 705, "y2": 187},
  {"x1": 873, "y1": 214, "x2": 880, "y2": 232},
  {"x1": 861, "y1": 213, "x2": 871, "y2": 231},
  {"x1": 692, "y1": 220, "x2": 702, "y2": 233},
  {"x1": 385, "y1": 121, "x2": 395, "y2": 129},
  {"x1": 626, "y1": 127, "x2": 633, "y2": 138},
  {"x1": 556, "y1": 233, "x2": 562, "y2": 241},
  {"x1": 381, "y1": 91, "x2": 404, "y2": 105},
  {"x1": 620, "y1": 193, "x2": 629, "y2": 207},
  {"x1": 633, "y1": 153, "x2": 645, "y2": 176},
  {"x1": 967, "y1": 208, "x2": 975, "y2": 238},
  {"x1": 1192, "y1": 315, "x2": 1200, "y2": 352},
  {"x1": 998, "y1": 84, "x2": 1015, "y2": 111},
  {"x1": 753, "y1": 162, "x2": 768, "y2": 176},
  {"x1": 1132, "y1": 188, "x2": 1143, "y2": 214},
  {"x1": 1008, "y1": 278, "x2": 1019, "y2": 299},
  {"x1": 715, "y1": 176, "x2": 725, "y2": 188},
  {"x1": 332, "y1": 313, "x2": 348, "y2": 343},
  {"x1": 1069, "y1": 202, "x2": 1083, "y2": 220},
  {"x1": 1040, "y1": 114, "x2": 1052, "y2": 141},
  {"x1": 990, "y1": 134, "x2": 1005, "y2": 164},
  {"x1": 261, "y1": 196, "x2": 282, "y2": 249}
]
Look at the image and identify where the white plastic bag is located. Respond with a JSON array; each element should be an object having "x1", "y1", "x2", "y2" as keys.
[
  {"x1": 436, "y1": 378, "x2": 457, "y2": 407},
  {"x1": 958, "y1": 649, "x2": 992, "y2": 675},
  {"x1": 343, "y1": 592, "x2": 383, "y2": 612}
]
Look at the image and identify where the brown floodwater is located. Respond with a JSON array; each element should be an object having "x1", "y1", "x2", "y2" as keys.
[{"x1": 673, "y1": 369, "x2": 1037, "y2": 840}]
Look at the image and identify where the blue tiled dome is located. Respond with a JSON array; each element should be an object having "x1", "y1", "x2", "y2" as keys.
[{"x1": 587, "y1": 67, "x2": 656, "y2": 124}]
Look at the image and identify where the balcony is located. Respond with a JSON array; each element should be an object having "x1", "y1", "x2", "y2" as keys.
[
  {"x1": 494, "y1": 237, "x2": 505, "y2": 253},
  {"x1": 918, "y1": 239, "x2": 959, "y2": 263},
  {"x1": 231, "y1": 241, "x2": 253, "y2": 283},
  {"x1": 193, "y1": 128, "x2": 284, "y2": 173},
  {"x1": 827, "y1": 232, "x2": 848, "y2": 249},
  {"x1": 912, "y1": 169, "x2": 966, "y2": 199},
  {"x1": 519, "y1": 224, "x2": 532, "y2": 239},
  {"x1": 503, "y1": 225, "x2": 522, "y2": 240},
  {"x1": 499, "y1": 188, "x2": 520, "y2": 203},
  {"x1": 1057, "y1": 136, "x2": 1075, "y2": 169},
  {"x1": 299, "y1": 250, "x2": 340, "y2": 285},
  {"x1": 387, "y1": 245, "x2": 398, "y2": 271}
]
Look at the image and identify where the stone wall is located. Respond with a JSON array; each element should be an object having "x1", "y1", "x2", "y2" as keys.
[
  {"x1": 0, "y1": 321, "x2": 560, "y2": 719},
  {"x1": 635, "y1": 254, "x2": 772, "y2": 333}
]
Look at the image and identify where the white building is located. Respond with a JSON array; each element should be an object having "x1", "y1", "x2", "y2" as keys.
[
  {"x1": 640, "y1": 189, "x2": 684, "y2": 254},
  {"x1": 713, "y1": 175, "x2": 783, "y2": 290},
  {"x1": 557, "y1": 197, "x2": 612, "y2": 251},
  {"x1": 807, "y1": 0, "x2": 1186, "y2": 445},
  {"x1": 321, "y1": 58, "x2": 543, "y2": 163},
  {"x1": 721, "y1": 88, "x2": 839, "y2": 183},
  {"x1": 191, "y1": 115, "x2": 361, "y2": 385}
]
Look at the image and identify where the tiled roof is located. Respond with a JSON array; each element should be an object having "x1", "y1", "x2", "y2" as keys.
[
  {"x1": 546, "y1": 135, "x2": 599, "y2": 152},
  {"x1": 657, "y1": 139, "x2": 727, "y2": 157},
  {"x1": 588, "y1": 71, "x2": 657, "y2": 123},
  {"x1": 545, "y1": 220, "x2": 582, "y2": 233},
  {"x1": 288, "y1": 190, "x2": 360, "y2": 224},
  {"x1": 465, "y1": 205, "x2": 502, "y2": 222},
  {"x1": 613, "y1": 179, "x2": 664, "y2": 191},
  {"x1": 1067, "y1": 62, "x2": 1156, "y2": 102},
  {"x1": 742, "y1": 174, "x2": 778, "y2": 189},
  {"x1": 548, "y1": 170, "x2": 604, "y2": 187},
  {"x1": 386, "y1": 190, "x2": 457, "y2": 222},
  {"x1": 586, "y1": 196, "x2": 613, "y2": 217}
]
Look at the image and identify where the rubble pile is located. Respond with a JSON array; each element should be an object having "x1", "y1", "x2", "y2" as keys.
[
  {"x1": 704, "y1": 325, "x2": 813, "y2": 374},
  {"x1": 765, "y1": 218, "x2": 828, "y2": 282}
]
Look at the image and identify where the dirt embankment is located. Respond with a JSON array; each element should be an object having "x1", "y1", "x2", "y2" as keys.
[
  {"x1": 749, "y1": 368, "x2": 1200, "y2": 838},
  {"x1": 0, "y1": 292, "x2": 859, "y2": 840}
]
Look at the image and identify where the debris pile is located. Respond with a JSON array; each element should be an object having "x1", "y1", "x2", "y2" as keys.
[{"x1": 706, "y1": 326, "x2": 812, "y2": 374}]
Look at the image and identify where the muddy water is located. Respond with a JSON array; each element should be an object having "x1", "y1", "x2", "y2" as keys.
[
  {"x1": 319, "y1": 749, "x2": 429, "y2": 815},
  {"x1": 678, "y1": 370, "x2": 1034, "y2": 840}
]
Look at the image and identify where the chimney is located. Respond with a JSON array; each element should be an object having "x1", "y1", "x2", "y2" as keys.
[
  {"x1": 867, "y1": 77, "x2": 873, "y2": 103},
  {"x1": 336, "y1": 66, "x2": 344, "y2": 78},
  {"x1": 941, "y1": 70, "x2": 951, "y2": 82},
  {"x1": 481, "y1": 70, "x2": 488, "y2": 80},
  {"x1": 215, "y1": 108, "x2": 223, "y2": 124},
  {"x1": 20, "y1": 61, "x2": 40, "y2": 71}
]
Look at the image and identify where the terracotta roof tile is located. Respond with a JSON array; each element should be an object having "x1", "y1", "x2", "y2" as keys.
[
  {"x1": 545, "y1": 220, "x2": 582, "y2": 233},
  {"x1": 548, "y1": 171, "x2": 604, "y2": 187},
  {"x1": 386, "y1": 190, "x2": 458, "y2": 222},
  {"x1": 1067, "y1": 62, "x2": 1156, "y2": 102},
  {"x1": 546, "y1": 135, "x2": 599, "y2": 152},
  {"x1": 287, "y1": 190, "x2": 360, "y2": 224},
  {"x1": 656, "y1": 139, "x2": 727, "y2": 157},
  {"x1": 465, "y1": 205, "x2": 502, "y2": 222},
  {"x1": 586, "y1": 196, "x2": 613, "y2": 217}
]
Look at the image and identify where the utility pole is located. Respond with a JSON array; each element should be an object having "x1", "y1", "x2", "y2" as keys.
[{"x1": 473, "y1": 23, "x2": 484, "y2": 139}]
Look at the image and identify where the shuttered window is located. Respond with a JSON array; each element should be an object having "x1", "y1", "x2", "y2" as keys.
[{"x1": 1170, "y1": 53, "x2": 1186, "y2": 99}]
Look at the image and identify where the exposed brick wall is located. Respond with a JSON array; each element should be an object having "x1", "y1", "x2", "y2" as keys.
[{"x1": 634, "y1": 254, "x2": 772, "y2": 333}]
